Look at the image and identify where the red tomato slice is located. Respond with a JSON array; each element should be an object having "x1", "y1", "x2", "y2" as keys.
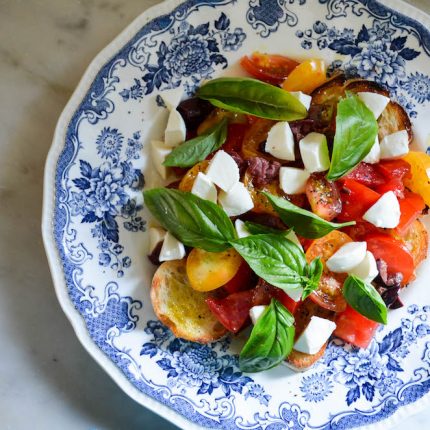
[
  {"x1": 337, "y1": 179, "x2": 381, "y2": 222},
  {"x1": 344, "y1": 163, "x2": 385, "y2": 188},
  {"x1": 206, "y1": 290, "x2": 255, "y2": 333},
  {"x1": 396, "y1": 192, "x2": 425, "y2": 236},
  {"x1": 334, "y1": 305, "x2": 379, "y2": 348},
  {"x1": 342, "y1": 221, "x2": 381, "y2": 241},
  {"x1": 269, "y1": 288, "x2": 300, "y2": 314},
  {"x1": 240, "y1": 53, "x2": 299, "y2": 85},
  {"x1": 365, "y1": 233, "x2": 415, "y2": 285},
  {"x1": 222, "y1": 123, "x2": 248, "y2": 155},
  {"x1": 377, "y1": 159, "x2": 411, "y2": 179},
  {"x1": 374, "y1": 177, "x2": 405, "y2": 198},
  {"x1": 223, "y1": 261, "x2": 256, "y2": 294}
]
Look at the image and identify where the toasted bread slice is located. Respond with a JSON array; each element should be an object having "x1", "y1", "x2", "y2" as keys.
[
  {"x1": 284, "y1": 341, "x2": 329, "y2": 372},
  {"x1": 285, "y1": 299, "x2": 335, "y2": 371},
  {"x1": 310, "y1": 76, "x2": 412, "y2": 143},
  {"x1": 150, "y1": 259, "x2": 227, "y2": 343}
]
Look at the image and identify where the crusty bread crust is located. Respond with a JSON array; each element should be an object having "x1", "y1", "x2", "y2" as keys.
[{"x1": 150, "y1": 259, "x2": 227, "y2": 343}]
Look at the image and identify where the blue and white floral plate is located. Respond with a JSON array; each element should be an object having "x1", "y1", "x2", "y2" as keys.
[{"x1": 42, "y1": 0, "x2": 430, "y2": 428}]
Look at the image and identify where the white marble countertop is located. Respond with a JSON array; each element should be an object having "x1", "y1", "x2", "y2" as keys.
[{"x1": 0, "y1": 0, "x2": 429, "y2": 429}]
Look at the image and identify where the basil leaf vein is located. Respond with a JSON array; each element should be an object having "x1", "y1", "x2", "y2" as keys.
[
  {"x1": 197, "y1": 77, "x2": 307, "y2": 121},
  {"x1": 163, "y1": 118, "x2": 228, "y2": 168},
  {"x1": 230, "y1": 233, "x2": 319, "y2": 291},
  {"x1": 264, "y1": 192, "x2": 355, "y2": 239},
  {"x1": 239, "y1": 299, "x2": 295, "y2": 373},
  {"x1": 327, "y1": 94, "x2": 378, "y2": 181},
  {"x1": 343, "y1": 275, "x2": 388, "y2": 324},
  {"x1": 143, "y1": 188, "x2": 236, "y2": 252},
  {"x1": 244, "y1": 221, "x2": 286, "y2": 235}
]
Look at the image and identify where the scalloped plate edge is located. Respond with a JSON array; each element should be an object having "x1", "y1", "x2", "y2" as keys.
[{"x1": 41, "y1": 0, "x2": 430, "y2": 429}]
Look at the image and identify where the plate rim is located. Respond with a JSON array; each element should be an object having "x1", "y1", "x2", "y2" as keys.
[{"x1": 42, "y1": 0, "x2": 430, "y2": 429}]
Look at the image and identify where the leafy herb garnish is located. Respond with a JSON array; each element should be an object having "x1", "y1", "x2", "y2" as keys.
[
  {"x1": 163, "y1": 118, "x2": 228, "y2": 168},
  {"x1": 343, "y1": 275, "x2": 388, "y2": 324},
  {"x1": 264, "y1": 192, "x2": 355, "y2": 239},
  {"x1": 197, "y1": 77, "x2": 307, "y2": 121},
  {"x1": 239, "y1": 299, "x2": 295, "y2": 373},
  {"x1": 327, "y1": 94, "x2": 378, "y2": 180}
]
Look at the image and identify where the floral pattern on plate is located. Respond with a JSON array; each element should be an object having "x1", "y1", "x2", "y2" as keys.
[{"x1": 43, "y1": 0, "x2": 430, "y2": 429}]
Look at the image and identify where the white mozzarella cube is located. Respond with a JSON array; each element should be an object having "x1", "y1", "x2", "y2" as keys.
[
  {"x1": 159, "y1": 231, "x2": 186, "y2": 262},
  {"x1": 279, "y1": 167, "x2": 310, "y2": 194},
  {"x1": 164, "y1": 109, "x2": 186, "y2": 147},
  {"x1": 294, "y1": 316, "x2": 337, "y2": 355},
  {"x1": 151, "y1": 140, "x2": 171, "y2": 179},
  {"x1": 326, "y1": 242, "x2": 367, "y2": 273},
  {"x1": 218, "y1": 182, "x2": 254, "y2": 216},
  {"x1": 205, "y1": 150, "x2": 240, "y2": 192},
  {"x1": 235, "y1": 219, "x2": 251, "y2": 239},
  {"x1": 249, "y1": 305, "x2": 267, "y2": 325},
  {"x1": 148, "y1": 227, "x2": 167, "y2": 255},
  {"x1": 357, "y1": 92, "x2": 390, "y2": 119},
  {"x1": 286, "y1": 230, "x2": 303, "y2": 251},
  {"x1": 160, "y1": 87, "x2": 183, "y2": 111},
  {"x1": 363, "y1": 191, "x2": 400, "y2": 228},
  {"x1": 363, "y1": 135, "x2": 381, "y2": 164},
  {"x1": 290, "y1": 91, "x2": 312, "y2": 110},
  {"x1": 299, "y1": 132, "x2": 330, "y2": 172},
  {"x1": 191, "y1": 172, "x2": 217, "y2": 203},
  {"x1": 284, "y1": 287, "x2": 303, "y2": 303},
  {"x1": 380, "y1": 130, "x2": 409, "y2": 160},
  {"x1": 265, "y1": 121, "x2": 295, "y2": 161},
  {"x1": 348, "y1": 251, "x2": 378, "y2": 283}
]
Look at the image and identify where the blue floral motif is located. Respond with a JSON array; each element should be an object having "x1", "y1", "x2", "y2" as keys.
[
  {"x1": 246, "y1": 0, "x2": 306, "y2": 38},
  {"x1": 119, "y1": 78, "x2": 144, "y2": 102},
  {"x1": 140, "y1": 320, "x2": 270, "y2": 404},
  {"x1": 69, "y1": 128, "x2": 145, "y2": 277},
  {"x1": 302, "y1": 305, "x2": 430, "y2": 406},
  {"x1": 300, "y1": 373, "x2": 333, "y2": 402},
  {"x1": 140, "y1": 14, "x2": 245, "y2": 95},
  {"x1": 295, "y1": 18, "x2": 427, "y2": 117}
]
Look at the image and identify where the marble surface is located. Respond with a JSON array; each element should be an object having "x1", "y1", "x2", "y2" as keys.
[{"x1": 0, "y1": 0, "x2": 429, "y2": 429}]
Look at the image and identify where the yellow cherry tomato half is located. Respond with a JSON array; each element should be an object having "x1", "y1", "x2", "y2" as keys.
[
  {"x1": 178, "y1": 160, "x2": 210, "y2": 192},
  {"x1": 282, "y1": 59, "x2": 327, "y2": 94},
  {"x1": 186, "y1": 248, "x2": 243, "y2": 292},
  {"x1": 402, "y1": 151, "x2": 430, "y2": 206}
]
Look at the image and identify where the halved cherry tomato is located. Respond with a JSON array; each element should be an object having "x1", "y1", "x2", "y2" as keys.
[
  {"x1": 223, "y1": 261, "x2": 256, "y2": 294},
  {"x1": 306, "y1": 173, "x2": 341, "y2": 221},
  {"x1": 365, "y1": 233, "x2": 415, "y2": 285},
  {"x1": 178, "y1": 160, "x2": 210, "y2": 192},
  {"x1": 334, "y1": 305, "x2": 379, "y2": 348},
  {"x1": 395, "y1": 192, "x2": 425, "y2": 236},
  {"x1": 240, "y1": 52, "x2": 299, "y2": 85},
  {"x1": 222, "y1": 123, "x2": 248, "y2": 155},
  {"x1": 344, "y1": 162, "x2": 385, "y2": 188},
  {"x1": 282, "y1": 59, "x2": 327, "y2": 94},
  {"x1": 342, "y1": 221, "x2": 381, "y2": 241},
  {"x1": 305, "y1": 230, "x2": 352, "y2": 312},
  {"x1": 337, "y1": 179, "x2": 380, "y2": 222},
  {"x1": 186, "y1": 248, "x2": 242, "y2": 291}
]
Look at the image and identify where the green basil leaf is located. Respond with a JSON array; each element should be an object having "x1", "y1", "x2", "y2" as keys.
[
  {"x1": 302, "y1": 257, "x2": 323, "y2": 300},
  {"x1": 163, "y1": 119, "x2": 228, "y2": 167},
  {"x1": 197, "y1": 77, "x2": 307, "y2": 121},
  {"x1": 143, "y1": 188, "x2": 236, "y2": 252},
  {"x1": 244, "y1": 221, "x2": 285, "y2": 235},
  {"x1": 264, "y1": 192, "x2": 355, "y2": 239},
  {"x1": 327, "y1": 94, "x2": 378, "y2": 180},
  {"x1": 343, "y1": 275, "x2": 388, "y2": 324},
  {"x1": 230, "y1": 233, "x2": 310, "y2": 290},
  {"x1": 239, "y1": 299, "x2": 295, "y2": 372}
]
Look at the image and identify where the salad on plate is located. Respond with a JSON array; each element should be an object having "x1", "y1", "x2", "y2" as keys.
[{"x1": 143, "y1": 53, "x2": 429, "y2": 373}]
